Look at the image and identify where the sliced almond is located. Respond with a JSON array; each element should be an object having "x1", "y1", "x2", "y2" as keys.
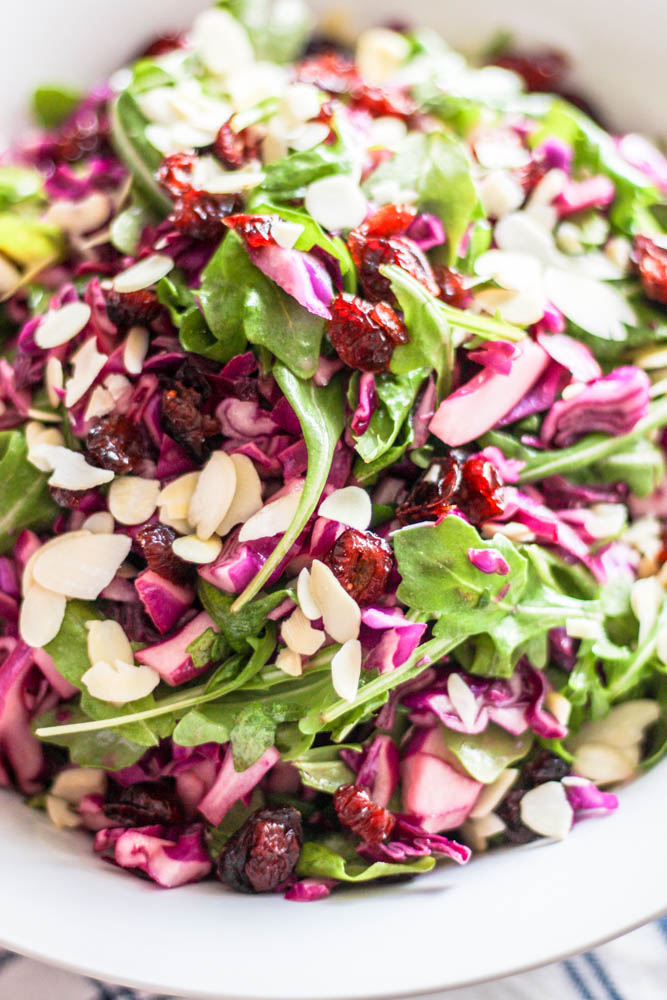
[
  {"x1": 631, "y1": 576, "x2": 663, "y2": 643},
  {"x1": 281, "y1": 608, "x2": 326, "y2": 656},
  {"x1": 172, "y1": 534, "x2": 222, "y2": 564},
  {"x1": 239, "y1": 488, "x2": 303, "y2": 543},
  {"x1": 43, "y1": 192, "x2": 111, "y2": 236},
  {"x1": 112, "y1": 254, "x2": 173, "y2": 293},
  {"x1": 520, "y1": 781, "x2": 573, "y2": 840},
  {"x1": 189, "y1": 451, "x2": 236, "y2": 540},
  {"x1": 356, "y1": 27, "x2": 409, "y2": 84},
  {"x1": 104, "y1": 373, "x2": 132, "y2": 403},
  {"x1": 0, "y1": 253, "x2": 21, "y2": 295},
  {"x1": 158, "y1": 472, "x2": 200, "y2": 520},
  {"x1": 35, "y1": 301, "x2": 92, "y2": 349},
  {"x1": 30, "y1": 443, "x2": 114, "y2": 490},
  {"x1": 296, "y1": 566, "x2": 321, "y2": 621},
  {"x1": 462, "y1": 812, "x2": 506, "y2": 851},
  {"x1": 86, "y1": 619, "x2": 134, "y2": 668},
  {"x1": 108, "y1": 476, "x2": 160, "y2": 526},
  {"x1": 19, "y1": 583, "x2": 66, "y2": 648},
  {"x1": 544, "y1": 691, "x2": 572, "y2": 727},
  {"x1": 45, "y1": 356, "x2": 64, "y2": 408},
  {"x1": 305, "y1": 175, "x2": 367, "y2": 232},
  {"x1": 573, "y1": 742, "x2": 637, "y2": 785},
  {"x1": 46, "y1": 794, "x2": 82, "y2": 830},
  {"x1": 447, "y1": 673, "x2": 478, "y2": 731},
  {"x1": 469, "y1": 768, "x2": 519, "y2": 820},
  {"x1": 84, "y1": 385, "x2": 115, "y2": 421},
  {"x1": 81, "y1": 512, "x2": 115, "y2": 534},
  {"x1": 82, "y1": 658, "x2": 160, "y2": 705},
  {"x1": 216, "y1": 453, "x2": 263, "y2": 536},
  {"x1": 32, "y1": 532, "x2": 132, "y2": 599},
  {"x1": 565, "y1": 617, "x2": 602, "y2": 640},
  {"x1": 318, "y1": 486, "x2": 372, "y2": 531},
  {"x1": 159, "y1": 512, "x2": 192, "y2": 535},
  {"x1": 51, "y1": 767, "x2": 107, "y2": 804},
  {"x1": 569, "y1": 699, "x2": 660, "y2": 751},
  {"x1": 21, "y1": 530, "x2": 92, "y2": 595},
  {"x1": 331, "y1": 639, "x2": 362, "y2": 702},
  {"x1": 123, "y1": 325, "x2": 149, "y2": 375},
  {"x1": 310, "y1": 560, "x2": 361, "y2": 643},
  {"x1": 64, "y1": 337, "x2": 107, "y2": 407},
  {"x1": 275, "y1": 646, "x2": 303, "y2": 677},
  {"x1": 26, "y1": 428, "x2": 65, "y2": 471}
]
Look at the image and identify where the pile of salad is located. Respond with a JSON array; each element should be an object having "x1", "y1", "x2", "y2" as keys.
[{"x1": 0, "y1": 0, "x2": 665, "y2": 900}]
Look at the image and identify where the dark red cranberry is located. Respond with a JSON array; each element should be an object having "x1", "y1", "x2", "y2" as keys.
[
  {"x1": 327, "y1": 295, "x2": 407, "y2": 372},
  {"x1": 86, "y1": 413, "x2": 145, "y2": 473},
  {"x1": 105, "y1": 288, "x2": 163, "y2": 332},
  {"x1": 157, "y1": 152, "x2": 198, "y2": 198},
  {"x1": 348, "y1": 231, "x2": 440, "y2": 304},
  {"x1": 634, "y1": 235, "x2": 667, "y2": 305},
  {"x1": 49, "y1": 486, "x2": 88, "y2": 510},
  {"x1": 333, "y1": 784, "x2": 396, "y2": 844},
  {"x1": 171, "y1": 189, "x2": 241, "y2": 241},
  {"x1": 360, "y1": 203, "x2": 418, "y2": 239},
  {"x1": 105, "y1": 781, "x2": 184, "y2": 827},
  {"x1": 135, "y1": 522, "x2": 194, "y2": 585},
  {"x1": 223, "y1": 213, "x2": 277, "y2": 248},
  {"x1": 515, "y1": 159, "x2": 549, "y2": 195},
  {"x1": 161, "y1": 383, "x2": 219, "y2": 460},
  {"x1": 214, "y1": 121, "x2": 260, "y2": 170},
  {"x1": 396, "y1": 455, "x2": 462, "y2": 525},
  {"x1": 54, "y1": 101, "x2": 109, "y2": 164},
  {"x1": 349, "y1": 83, "x2": 416, "y2": 121},
  {"x1": 323, "y1": 528, "x2": 393, "y2": 604},
  {"x1": 522, "y1": 750, "x2": 570, "y2": 788},
  {"x1": 295, "y1": 51, "x2": 360, "y2": 93},
  {"x1": 432, "y1": 265, "x2": 472, "y2": 309},
  {"x1": 142, "y1": 32, "x2": 187, "y2": 58},
  {"x1": 495, "y1": 787, "x2": 537, "y2": 844},
  {"x1": 490, "y1": 49, "x2": 569, "y2": 93},
  {"x1": 456, "y1": 456, "x2": 505, "y2": 524},
  {"x1": 218, "y1": 806, "x2": 303, "y2": 893}
]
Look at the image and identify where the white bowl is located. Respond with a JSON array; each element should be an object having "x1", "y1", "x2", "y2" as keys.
[{"x1": 1, "y1": 2, "x2": 666, "y2": 997}]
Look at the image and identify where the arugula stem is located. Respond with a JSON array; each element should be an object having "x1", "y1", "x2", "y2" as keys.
[{"x1": 607, "y1": 634, "x2": 659, "y2": 700}]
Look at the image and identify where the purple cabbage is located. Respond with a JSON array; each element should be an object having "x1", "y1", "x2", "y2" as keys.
[
  {"x1": 349, "y1": 372, "x2": 377, "y2": 437},
  {"x1": 0, "y1": 640, "x2": 60, "y2": 792},
  {"x1": 358, "y1": 816, "x2": 471, "y2": 865},
  {"x1": 555, "y1": 175, "x2": 616, "y2": 216},
  {"x1": 536, "y1": 331, "x2": 602, "y2": 382},
  {"x1": 478, "y1": 446, "x2": 525, "y2": 483},
  {"x1": 360, "y1": 607, "x2": 427, "y2": 674},
  {"x1": 406, "y1": 213, "x2": 446, "y2": 251},
  {"x1": 468, "y1": 340, "x2": 517, "y2": 376},
  {"x1": 248, "y1": 244, "x2": 334, "y2": 319},
  {"x1": 618, "y1": 133, "x2": 667, "y2": 192},
  {"x1": 216, "y1": 398, "x2": 279, "y2": 439},
  {"x1": 134, "y1": 570, "x2": 194, "y2": 635},
  {"x1": 198, "y1": 743, "x2": 280, "y2": 825},
  {"x1": 355, "y1": 734, "x2": 400, "y2": 807},
  {"x1": 540, "y1": 366, "x2": 650, "y2": 447},
  {"x1": 109, "y1": 824, "x2": 212, "y2": 888},
  {"x1": 467, "y1": 547, "x2": 510, "y2": 575},
  {"x1": 497, "y1": 360, "x2": 570, "y2": 427},
  {"x1": 135, "y1": 612, "x2": 217, "y2": 686},
  {"x1": 285, "y1": 878, "x2": 336, "y2": 901},
  {"x1": 44, "y1": 158, "x2": 127, "y2": 200},
  {"x1": 535, "y1": 137, "x2": 573, "y2": 173},
  {"x1": 564, "y1": 777, "x2": 619, "y2": 819}
]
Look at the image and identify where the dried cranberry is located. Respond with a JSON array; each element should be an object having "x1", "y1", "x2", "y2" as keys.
[
  {"x1": 105, "y1": 781, "x2": 184, "y2": 827},
  {"x1": 157, "y1": 152, "x2": 198, "y2": 198},
  {"x1": 634, "y1": 235, "x2": 667, "y2": 305},
  {"x1": 218, "y1": 806, "x2": 302, "y2": 893},
  {"x1": 359, "y1": 203, "x2": 418, "y2": 239},
  {"x1": 171, "y1": 189, "x2": 241, "y2": 241},
  {"x1": 323, "y1": 528, "x2": 393, "y2": 604},
  {"x1": 223, "y1": 213, "x2": 277, "y2": 248},
  {"x1": 333, "y1": 784, "x2": 396, "y2": 844},
  {"x1": 491, "y1": 49, "x2": 569, "y2": 93},
  {"x1": 327, "y1": 295, "x2": 408, "y2": 372},
  {"x1": 86, "y1": 413, "x2": 145, "y2": 473},
  {"x1": 161, "y1": 383, "x2": 219, "y2": 460},
  {"x1": 456, "y1": 456, "x2": 505, "y2": 525},
  {"x1": 49, "y1": 486, "x2": 87, "y2": 510},
  {"x1": 214, "y1": 121, "x2": 260, "y2": 170},
  {"x1": 522, "y1": 750, "x2": 570, "y2": 788},
  {"x1": 135, "y1": 522, "x2": 194, "y2": 585},
  {"x1": 432, "y1": 265, "x2": 472, "y2": 309},
  {"x1": 295, "y1": 51, "x2": 360, "y2": 93},
  {"x1": 105, "y1": 288, "x2": 163, "y2": 332},
  {"x1": 349, "y1": 83, "x2": 416, "y2": 121},
  {"x1": 348, "y1": 231, "x2": 440, "y2": 304},
  {"x1": 396, "y1": 455, "x2": 461, "y2": 525},
  {"x1": 495, "y1": 787, "x2": 537, "y2": 844},
  {"x1": 54, "y1": 102, "x2": 109, "y2": 164},
  {"x1": 142, "y1": 32, "x2": 186, "y2": 58},
  {"x1": 515, "y1": 159, "x2": 549, "y2": 195}
]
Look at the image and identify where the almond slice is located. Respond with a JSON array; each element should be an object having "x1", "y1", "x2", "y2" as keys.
[
  {"x1": 172, "y1": 534, "x2": 222, "y2": 564},
  {"x1": 108, "y1": 476, "x2": 160, "y2": 526},
  {"x1": 275, "y1": 647, "x2": 303, "y2": 677},
  {"x1": 239, "y1": 488, "x2": 303, "y2": 543},
  {"x1": 462, "y1": 812, "x2": 506, "y2": 851},
  {"x1": 544, "y1": 691, "x2": 572, "y2": 727},
  {"x1": 318, "y1": 486, "x2": 372, "y2": 531},
  {"x1": 631, "y1": 576, "x2": 663, "y2": 643},
  {"x1": 331, "y1": 639, "x2": 362, "y2": 701},
  {"x1": 29, "y1": 443, "x2": 114, "y2": 490},
  {"x1": 26, "y1": 428, "x2": 65, "y2": 471},
  {"x1": 32, "y1": 532, "x2": 132, "y2": 599},
  {"x1": 216, "y1": 453, "x2": 263, "y2": 536},
  {"x1": 572, "y1": 742, "x2": 636, "y2": 785},
  {"x1": 520, "y1": 781, "x2": 573, "y2": 840},
  {"x1": 296, "y1": 567, "x2": 321, "y2": 621},
  {"x1": 305, "y1": 175, "x2": 367, "y2": 231},
  {"x1": 112, "y1": 254, "x2": 173, "y2": 293},
  {"x1": 46, "y1": 795, "x2": 82, "y2": 830},
  {"x1": 35, "y1": 301, "x2": 92, "y2": 349},
  {"x1": 86, "y1": 619, "x2": 134, "y2": 667},
  {"x1": 21, "y1": 530, "x2": 92, "y2": 595},
  {"x1": 569, "y1": 699, "x2": 660, "y2": 751},
  {"x1": 123, "y1": 325, "x2": 149, "y2": 375},
  {"x1": 51, "y1": 767, "x2": 107, "y2": 804},
  {"x1": 84, "y1": 385, "x2": 115, "y2": 421},
  {"x1": 310, "y1": 560, "x2": 361, "y2": 643},
  {"x1": 81, "y1": 512, "x2": 115, "y2": 534},
  {"x1": 81, "y1": 658, "x2": 160, "y2": 705},
  {"x1": 19, "y1": 583, "x2": 66, "y2": 648},
  {"x1": 158, "y1": 472, "x2": 200, "y2": 520},
  {"x1": 45, "y1": 356, "x2": 64, "y2": 407},
  {"x1": 189, "y1": 451, "x2": 237, "y2": 540},
  {"x1": 469, "y1": 769, "x2": 519, "y2": 820},
  {"x1": 447, "y1": 673, "x2": 478, "y2": 731},
  {"x1": 281, "y1": 608, "x2": 326, "y2": 656},
  {"x1": 64, "y1": 337, "x2": 107, "y2": 407},
  {"x1": 159, "y1": 513, "x2": 192, "y2": 535}
]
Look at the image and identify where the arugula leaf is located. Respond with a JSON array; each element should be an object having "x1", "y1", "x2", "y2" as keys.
[
  {"x1": 33, "y1": 704, "x2": 147, "y2": 770},
  {"x1": 594, "y1": 437, "x2": 665, "y2": 498},
  {"x1": 198, "y1": 580, "x2": 286, "y2": 650},
  {"x1": 442, "y1": 725, "x2": 533, "y2": 783},
  {"x1": 296, "y1": 841, "x2": 434, "y2": 882},
  {"x1": 32, "y1": 85, "x2": 82, "y2": 127},
  {"x1": 109, "y1": 92, "x2": 171, "y2": 214},
  {"x1": 218, "y1": 0, "x2": 312, "y2": 63},
  {"x1": 109, "y1": 204, "x2": 151, "y2": 256},
  {"x1": 0, "y1": 431, "x2": 58, "y2": 553},
  {"x1": 0, "y1": 214, "x2": 63, "y2": 267},
  {"x1": 364, "y1": 132, "x2": 478, "y2": 264},
  {"x1": 0, "y1": 167, "x2": 44, "y2": 210},
  {"x1": 353, "y1": 368, "x2": 428, "y2": 466},
  {"x1": 353, "y1": 421, "x2": 413, "y2": 486},
  {"x1": 260, "y1": 143, "x2": 351, "y2": 198},
  {"x1": 232, "y1": 366, "x2": 344, "y2": 609},
  {"x1": 293, "y1": 754, "x2": 355, "y2": 794}
]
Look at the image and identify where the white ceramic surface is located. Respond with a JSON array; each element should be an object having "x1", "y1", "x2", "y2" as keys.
[{"x1": 0, "y1": 2, "x2": 666, "y2": 997}]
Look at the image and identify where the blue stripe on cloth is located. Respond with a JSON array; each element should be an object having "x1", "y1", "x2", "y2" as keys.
[
  {"x1": 658, "y1": 915, "x2": 667, "y2": 942},
  {"x1": 584, "y1": 951, "x2": 626, "y2": 1000},
  {"x1": 563, "y1": 958, "x2": 597, "y2": 999}
]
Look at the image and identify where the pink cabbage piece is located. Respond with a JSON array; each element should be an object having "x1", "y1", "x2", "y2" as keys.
[
  {"x1": 618, "y1": 133, "x2": 667, "y2": 192},
  {"x1": 360, "y1": 607, "x2": 427, "y2": 674},
  {"x1": 285, "y1": 878, "x2": 336, "y2": 901},
  {"x1": 349, "y1": 372, "x2": 377, "y2": 437},
  {"x1": 406, "y1": 213, "x2": 446, "y2": 251},
  {"x1": 555, "y1": 175, "x2": 615, "y2": 216},
  {"x1": 430, "y1": 338, "x2": 550, "y2": 446},
  {"x1": 198, "y1": 743, "x2": 280, "y2": 825},
  {"x1": 467, "y1": 340, "x2": 517, "y2": 376},
  {"x1": 134, "y1": 570, "x2": 194, "y2": 635},
  {"x1": 535, "y1": 331, "x2": 601, "y2": 382},
  {"x1": 535, "y1": 137, "x2": 573, "y2": 173},
  {"x1": 478, "y1": 446, "x2": 525, "y2": 483},
  {"x1": 564, "y1": 777, "x2": 619, "y2": 820},
  {"x1": 412, "y1": 376, "x2": 436, "y2": 449},
  {"x1": 135, "y1": 612, "x2": 217, "y2": 686},
  {"x1": 496, "y1": 360, "x2": 570, "y2": 427},
  {"x1": 109, "y1": 824, "x2": 212, "y2": 888},
  {"x1": 248, "y1": 244, "x2": 334, "y2": 319},
  {"x1": 355, "y1": 734, "x2": 400, "y2": 807},
  {"x1": 540, "y1": 366, "x2": 650, "y2": 447},
  {"x1": 358, "y1": 816, "x2": 471, "y2": 865},
  {"x1": 467, "y1": 547, "x2": 510, "y2": 575}
]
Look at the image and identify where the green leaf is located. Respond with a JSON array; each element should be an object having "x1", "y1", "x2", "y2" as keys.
[
  {"x1": 364, "y1": 132, "x2": 478, "y2": 264},
  {"x1": 593, "y1": 436, "x2": 665, "y2": 498},
  {"x1": 34, "y1": 704, "x2": 146, "y2": 770},
  {"x1": 442, "y1": 725, "x2": 533, "y2": 783},
  {"x1": 296, "y1": 842, "x2": 434, "y2": 882},
  {"x1": 293, "y1": 752, "x2": 355, "y2": 793},
  {"x1": 0, "y1": 431, "x2": 58, "y2": 553},
  {"x1": 109, "y1": 92, "x2": 171, "y2": 214},
  {"x1": 232, "y1": 367, "x2": 345, "y2": 609},
  {"x1": 383, "y1": 265, "x2": 453, "y2": 395},
  {"x1": 109, "y1": 204, "x2": 151, "y2": 256},
  {"x1": 198, "y1": 580, "x2": 286, "y2": 651},
  {"x1": 353, "y1": 368, "x2": 427, "y2": 465},
  {"x1": 32, "y1": 85, "x2": 81, "y2": 127},
  {"x1": 218, "y1": 0, "x2": 312, "y2": 63},
  {"x1": 0, "y1": 167, "x2": 44, "y2": 210},
  {"x1": 260, "y1": 142, "x2": 351, "y2": 198},
  {"x1": 0, "y1": 214, "x2": 63, "y2": 266}
]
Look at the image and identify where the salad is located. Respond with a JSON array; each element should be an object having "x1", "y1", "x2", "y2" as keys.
[{"x1": 0, "y1": 0, "x2": 665, "y2": 901}]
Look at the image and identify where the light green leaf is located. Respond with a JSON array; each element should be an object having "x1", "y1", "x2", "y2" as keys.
[
  {"x1": 0, "y1": 431, "x2": 58, "y2": 553},
  {"x1": 32, "y1": 85, "x2": 81, "y2": 127},
  {"x1": 296, "y1": 842, "x2": 434, "y2": 882},
  {"x1": 443, "y1": 725, "x2": 533, "y2": 783}
]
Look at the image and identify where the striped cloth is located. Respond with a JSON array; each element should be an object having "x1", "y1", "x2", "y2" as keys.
[{"x1": 0, "y1": 918, "x2": 665, "y2": 999}]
